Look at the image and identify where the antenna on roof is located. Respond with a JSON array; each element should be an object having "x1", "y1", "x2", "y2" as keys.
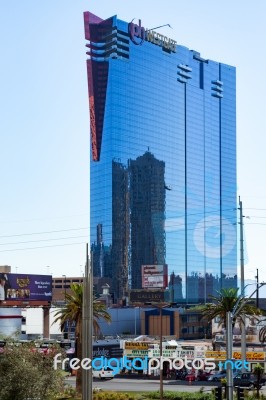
[{"x1": 149, "y1": 24, "x2": 173, "y2": 30}]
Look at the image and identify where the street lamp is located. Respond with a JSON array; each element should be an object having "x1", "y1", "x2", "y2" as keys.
[
  {"x1": 226, "y1": 282, "x2": 265, "y2": 400},
  {"x1": 62, "y1": 275, "x2": 66, "y2": 302},
  {"x1": 82, "y1": 245, "x2": 93, "y2": 400},
  {"x1": 159, "y1": 306, "x2": 163, "y2": 400},
  {"x1": 151, "y1": 304, "x2": 165, "y2": 400},
  {"x1": 145, "y1": 302, "x2": 174, "y2": 400},
  {"x1": 255, "y1": 269, "x2": 259, "y2": 308}
]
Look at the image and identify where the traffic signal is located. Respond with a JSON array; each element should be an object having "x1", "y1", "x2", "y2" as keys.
[
  {"x1": 237, "y1": 387, "x2": 244, "y2": 400},
  {"x1": 215, "y1": 387, "x2": 222, "y2": 400}
]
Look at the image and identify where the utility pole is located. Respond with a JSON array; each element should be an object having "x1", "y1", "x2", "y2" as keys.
[
  {"x1": 255, "y1": 269, "x2": 259, "y2": 308},
  {"x1": 62, "y1": 275, "x2": 66, "y2": 302},
  {"x1": 226, "y1": 282, "x2": 266, "y2": 400},
  {"x1": 239, "y1": 196, "x2": 246, "y2": 372},
  {"x1": 226, "y1": 311, "x2": 233, "y2": 400},
  {"x1": 82, "y1": 244, "x2": 93, "y2": 400},
  {"x1": 159, "y1": 306, "x2": 163, "y2": 400},
  {"x1": 239, "y1": 196, "x2": 244, "y2": 293},
  {"x1": 89, "y1": 251, "x2": 93, "y2": 398}
]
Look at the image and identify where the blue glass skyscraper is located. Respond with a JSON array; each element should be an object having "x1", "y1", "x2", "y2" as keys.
[{"x1": 84, "y1": 12, "x2": 237, "y2": 304}]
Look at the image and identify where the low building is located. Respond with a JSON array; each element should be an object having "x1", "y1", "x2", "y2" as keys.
[{"x1": 141, "y1": 308, "x2": 210, "y2": 340}]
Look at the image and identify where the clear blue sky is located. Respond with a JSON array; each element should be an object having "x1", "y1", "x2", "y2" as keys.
[{"x1": 1, "y1": 1, "x2": 266, "y2": 291}]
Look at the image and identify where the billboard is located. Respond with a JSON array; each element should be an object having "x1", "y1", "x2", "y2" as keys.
[
  {"x1": 129, "y1": 289, "x2": 165, "y2": 303},
  {"x1": 212, "y1": 315, "x2": 266, "y2": 346},
  {"x1": 0, "y1": 273, "x2": 52, "y2": 304},
  {"x1": 205, "y1": 351, "x2": 265, "y2": 361},
  {"x1": 141, "y1": 264, "x2": 168, "y2": 289}
]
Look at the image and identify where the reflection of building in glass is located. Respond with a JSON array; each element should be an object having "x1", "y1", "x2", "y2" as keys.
[
  {"x1": 169, "y1": 273, "x2": 183, "y2": 301},
  {"x1": 92, "y1": 152, "x2": 166, "y2": 300},
  {"x1": 111, "y1": 160, "x2": 130, "y2": 300},
  {"x1": 129, "y1": 151, "x2": 166, "y2": 289},
  {"x1": 84, "y1": 11, "x2": 237, "y2": 304},
  {"x1": 179, "y1": 273, "x2": 237, "y2": 303},
  {"x1": 91, "y1": 224, "x2": 112, "y2": 280},
  {"x1": 221, "y1": 273, "x2": 238, "y2": 290}
]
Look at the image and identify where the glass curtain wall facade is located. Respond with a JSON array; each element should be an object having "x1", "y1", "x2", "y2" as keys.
[{"x1": 84, "y1": 12, "x2": 237, "y2": 304}]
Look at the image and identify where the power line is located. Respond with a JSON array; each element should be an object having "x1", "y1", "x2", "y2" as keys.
[
  {"x1": 245, "y1": 215, "x2": 266, "y2": 219},
  {"x1": 0, "y1": 242, "x2": 86, "y2": 253},
  {"x1": 0, "y1": 216, "x2": 238, "y2": 253},
  {"x1": 0, "y1": 235, "x2": 88, "y2": 246},
  {"x1": 0, "y1": 207, "x2": 236, "y2": 240},
  {"x1": 0, "y1": 227, "x2": 89, "y2": 239},
  {"x1": 245, "y1": 222, "x2": 266, "y2": 226},
  {"x1": 245, "y1": 208, "x2": 266, "y2": 211},
  {"x1": 0, "y1": 212, "x2": 89, "y2": 224}
]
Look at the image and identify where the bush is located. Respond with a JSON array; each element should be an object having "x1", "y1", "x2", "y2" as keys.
[
  {"x1": 93, "y1": 392, "x2": 136, "y2": 400},
  {"x1": 142, "y1": 391, "x2": 213, "y2": 399},
  {"x1": 0, "y1": 342, "x2": 64, "y2": 400}
]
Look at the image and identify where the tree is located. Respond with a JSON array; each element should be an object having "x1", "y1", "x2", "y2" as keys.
[
  {"x1": 0, "y1": 342, "x2": 64, "y2": 400},
  {"x1": 53, "y1": 282, "x2": 111, "y2": 393},
  {"x1": 196, "y1": 287, "x2": 261, "y2": 328},
  {"x1": 253, "y1": 363, "x2": 264, "y2": 398}
]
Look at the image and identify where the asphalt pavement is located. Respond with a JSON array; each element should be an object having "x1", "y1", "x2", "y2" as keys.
[{"x1": 64, "y1": 375, "x2": 266, "y2": 395}]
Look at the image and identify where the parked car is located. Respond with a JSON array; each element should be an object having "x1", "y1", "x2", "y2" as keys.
[
  {"x1": 92, "y1": 367, "x2": 116, "y2": 380},
  {"x1": 234, "y1": 372, "x2": 262, "y2": 389},
  {"x1": 260, "y1": 374, "x2": 266, "y2": 386},
  {"x1": 183, "y1": 370, "x2": 212, "y2": 382},
  {"x1": 197, "y1": 370, "x2": 212, "y2": 381},
  {"x1": 184, "y1": 372, "x2": 197, "y2": 382},
  {"x1": 208, "y1": 371, "x2": 227, "y2": 382},
  {"x1": 175, "y1": 369, "x2": 188, "y2": 380}
]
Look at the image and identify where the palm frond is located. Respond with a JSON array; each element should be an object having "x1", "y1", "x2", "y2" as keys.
[
  {"x1": 53, "y1": 283, "x2": 111, "y2": 336},
  {"x1": 195, "y1": 287, "x2": 261, "y2": 327}
]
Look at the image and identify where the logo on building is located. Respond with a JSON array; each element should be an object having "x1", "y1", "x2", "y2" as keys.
[
  {"x1": 128, "y1": 19, "x2": 145, "y2": 45},
  {"x1": 128, "y1": 19, "x2": 177, "y2": 52}
]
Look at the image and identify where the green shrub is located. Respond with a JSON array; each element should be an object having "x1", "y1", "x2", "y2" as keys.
[
  {"x1": 0, "y1": 343, "x2": 64, "y2": 400},
  {"x1": 142, "y1": 391, "x2": 213, "y2": 400},
  {"x1": 93, "y1": 392, "x2": 137, "y2": 400}
]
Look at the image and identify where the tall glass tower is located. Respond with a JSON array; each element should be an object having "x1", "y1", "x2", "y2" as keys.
[{"x1": 84, "y1": 12, "x2": 237, "y2": 304}]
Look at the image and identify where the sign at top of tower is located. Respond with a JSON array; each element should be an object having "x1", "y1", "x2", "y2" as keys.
[{"x1": 128, "y1": 19, "x2": 177, "y2": 53}]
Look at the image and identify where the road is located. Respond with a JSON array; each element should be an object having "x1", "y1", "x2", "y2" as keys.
[
  {"x1": 65, "y1": 376, "x2": 266, "y2": 395},
  {"x1": 65, "y1": 376, "x2": 220, "y2": 393}
]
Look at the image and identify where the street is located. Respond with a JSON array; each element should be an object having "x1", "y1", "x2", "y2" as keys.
[
  {"x1": 65, "y1": 376, "x2": 266, "y2": 395},
  {"x1": 64, "y1": 376, "x2": 233, "y2": 393}
]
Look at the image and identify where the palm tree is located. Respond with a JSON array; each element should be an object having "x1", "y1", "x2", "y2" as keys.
[
  {"x1": 53, "y1": 283, "x2": 111, "y2": 393},
  {"x1": 196, "y1": 287, "x2": 261, "y2": 328},
  {"x1": 253, "y1": 363, "x2": 264, "y2": 398}
]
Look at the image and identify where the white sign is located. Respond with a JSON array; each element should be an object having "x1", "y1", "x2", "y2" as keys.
[{"x1": 142, "y1": 264, "x2": 167, "y2": 288}]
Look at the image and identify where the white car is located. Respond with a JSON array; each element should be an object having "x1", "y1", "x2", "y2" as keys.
[{"x1": 92, "y1": 367, "x2": 116, "y2": 380}]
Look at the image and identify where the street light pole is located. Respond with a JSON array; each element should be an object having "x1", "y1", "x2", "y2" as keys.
[
  {"x1": 159, "y1": 306, "x2": 163, "y2": 400},
  {"x1": 82, "y1": 244, "x2": 93, "y2": 400},
  {"x1": 145, "y1": 302, "x2": 165, "y2": 400},
  {"x1": 88, "y1": 251, "x2": 93, "y2": 400},
  {"x1": 239, "y1": 196, "x2": 246, "y2": 372},
  {"x1": 255, "y1": 269, "x2": 259, "y2": 308},
  {"x1": 62, "y1": 275, "x2": 66, "y2": 302},
  {"x1": 226, "y1": 282, "x2": 265, "y2": 400},
  {"x1": 226, "y1": 311, "x2": 233, "y2": 400}
]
